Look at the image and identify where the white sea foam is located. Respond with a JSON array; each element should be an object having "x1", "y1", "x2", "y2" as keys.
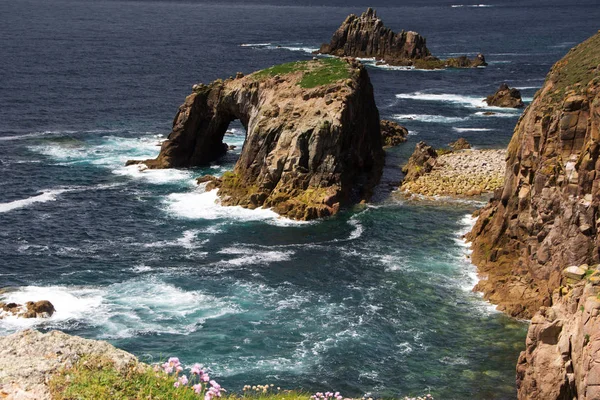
[
  {"x1": 164, "y1": 189, "x2": 307, "y2": 226},
  {"x1": 114, "y1": 164, "x2": 194, "y2": 184},
  {"x1": 396, "y1": 92, "x2": 488, "y2": 108},
  {"x1": 474, "y1": 111, "x2": 519, "y2": 118},
  {"x1": 392, "y1": 114, "x2": 469, "y2": 124},
  {"x1": 451, "y1": 4, "x2": 493, "y2": 7},
  {"x1": 216, "y1": 247, "x2": 294, "y2": 266},
  {"x1": 240, "y1": 43, "x2": 317, "y2": 54},
  {"x1": 0, "y1": 279, "x2": 240, "y2": 338},
  {"x1": 452, "y1": 127, "x2": 494, "y2": 132},
  {"x1": 0, "y1": 189, "x2": 68, "y2": 213},
  {"x1": 515, "y1": 86, "x2": 541, "y2": 90}
]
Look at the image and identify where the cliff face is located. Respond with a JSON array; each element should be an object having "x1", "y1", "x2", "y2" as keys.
[
  {"x1": 517, "y1": 277, "x2": 600, "y2": 400},
  {"x1": 466, "y1": 31, "x2": 600, "y2": 320},
  {"x1": 130, "y1": 58, "x2": 384, "y2": 220},
  {"x1": 318, "y1": 8, "x2": 486, "y2": 69}
]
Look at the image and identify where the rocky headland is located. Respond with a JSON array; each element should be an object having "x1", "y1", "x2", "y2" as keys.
[
  {"x1": 128, "y1": 58, "x2": 385, "y2": 221},
  {"x1": 317, "y1": 8, "x2": 487, "y2": 70},
  {"x1": 400, "y1": 140, "x2": 505, "y2": 197},
  {"x1": 465, "y1": 31, "x2": 600, "y2": 399},
  {"x1": 486, "y1": 83, "x2": 525, "y2": 108}
]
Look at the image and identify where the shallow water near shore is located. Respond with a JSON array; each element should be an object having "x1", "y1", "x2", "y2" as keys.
[{"x1": 1, "y1": 0, "x2": 599, "y2": 398}]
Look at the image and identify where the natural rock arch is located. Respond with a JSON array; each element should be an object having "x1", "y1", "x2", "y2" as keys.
[{"x1": 130, "y1": 58, "x2": 385, "y2": 220}]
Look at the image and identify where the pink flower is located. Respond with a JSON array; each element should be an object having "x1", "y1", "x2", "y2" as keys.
[
  {"x1": 205, "y1": 391, "x2": 214, "y2": 400},
  {"x1": 210, "y1": 380, "x2": 221, "y2": 390},
  {"x1": 193, "y1": 383, "x2": 203, "y2": 394},
  {"x1": 174, "y1": 382, "x2": 181, "y2": 388},
  {"x1": 176, "y1": 365, "x2": 184, "y2": 372},
  {"x1": 178, "y1": 375, "x2": 189, "y2": 386},
  {"x1": 168, "y1": 357, "x2": 181, "y2": 366},
  {"x1": 191, "y1": 363, "x2": 203, "y2": 376},
  {"x1": 202, "y1": 374, "x2": 210, "y2": 382}
]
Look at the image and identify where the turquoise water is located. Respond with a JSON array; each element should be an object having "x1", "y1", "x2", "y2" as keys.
[{"x1": 2, "y1": 0, "x2": 598, "y2": 398}]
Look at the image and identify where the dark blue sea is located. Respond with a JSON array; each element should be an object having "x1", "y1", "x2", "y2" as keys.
[{"x1": 1, "y1": 0, "x2": 598, "y2": 398}]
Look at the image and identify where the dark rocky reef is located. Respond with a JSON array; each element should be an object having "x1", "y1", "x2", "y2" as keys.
[
  {"x1": 466, "y1": 31, "x2": 600, "y2": 321},
  {"x1": 0, "y1": 300, "x2": 55, "y2": 319},
  {"x1": 128, "y1": 58, "x2": 385, "y2": 220},
  {"x1": 380, "y1": 119, "x2": 408, "y2": 147},
  {"x1": 317, "y1": 8, "x2": 487, "y2": 69},
  {"x1": 486, "y1": 83, "x2": 525, "y2": 108}
]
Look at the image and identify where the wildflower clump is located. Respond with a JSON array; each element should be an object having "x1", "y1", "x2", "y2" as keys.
[
  {"x1": 310, "y1": 391, "x2": 347, "y2": 400},
  {"x1": 158, "y1": 357, "x2": 223, "y2": 400}
]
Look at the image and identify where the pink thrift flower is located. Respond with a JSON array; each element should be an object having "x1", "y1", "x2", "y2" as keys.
[
  {"x1": 174, "y1": 382, "x2": 180, "y2": 388},
  {"x1": 178, "y1": 375, "x2": 189, "y2": 386},
  {"x1": 176, "y1": 365, "x2": 184, "y2": 372},
  {"x1": 168, "y1": 357, "x2": 180, "y2": 366},
  {"x1": 205, "y1": 391, "x2": 214, "y2": 400},
  {"x1": 202, "y1": 374, "x2": 210, "y2": 382},
  {"x1": 193, "y1": 383, "x2": 203, "y2": 394},
  {"x1": 210, "y1": 380, "x2": 221, "y2": 390},
  {"x1": 191, "y1": 364, "x2": 203, "y2": 375}
]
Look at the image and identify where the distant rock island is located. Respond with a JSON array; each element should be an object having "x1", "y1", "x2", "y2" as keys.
[
  {"x1": 317, "y1": 8, "x2": 487, "y2": 69},
  {"x1": 129, "y1": 58, "x2": 386, "y2": 220},
  {"x1": 466, "y1": 31, "x2": 600, "y2": 399}
]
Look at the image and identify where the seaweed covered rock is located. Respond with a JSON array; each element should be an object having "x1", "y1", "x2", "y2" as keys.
[
  {"x1": 128, "y1": 58, "x2": 384, "y2": 220},
  {"x1": 466, "y1": 32, "x2": 600, "y2": 319},
  {"x1": 317, "y1": 8, "x2": 486, "y2": 69},
  {"x1": 380, "y1": 119, "x2": 408, "y2": 147},
  {"x1": 485, "y1": 83, "x2": 525, "y2": 108}
]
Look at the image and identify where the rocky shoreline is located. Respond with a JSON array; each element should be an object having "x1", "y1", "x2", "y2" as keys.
[{"x1": 400, "y1": 141, "x2": 506, "y2": 198}]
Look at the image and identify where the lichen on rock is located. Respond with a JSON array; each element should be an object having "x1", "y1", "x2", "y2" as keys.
[
  {"x1": 317, "y1": 8, "x2": 487, "y2": 69},
  {"x1": 128, "y1": 58, "x2": 385, "y2": 220}
]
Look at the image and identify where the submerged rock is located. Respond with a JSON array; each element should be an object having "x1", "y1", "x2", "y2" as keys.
[
  {"x1": 317, "y1": 8, "x2": 486, "y2": 69},
  {"x1": 128, "y1": 58, "x2": 384, "y2": 220},
  {"x1": 485, "y1": 83, "x2": 525, "y2": 108},
  {"x1": 466, "y1": 31, "x2": 600, "y2": 320},
  {"x1": 380, "y1": 119, "x2": 408, "y2": 147}
]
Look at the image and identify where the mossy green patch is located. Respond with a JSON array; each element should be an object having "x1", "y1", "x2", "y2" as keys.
[{"x1": 252, "y1": 58, "x2": 352, "y2": 89}]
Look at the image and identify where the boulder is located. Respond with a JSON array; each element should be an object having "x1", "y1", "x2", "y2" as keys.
[
  {"x1": 485, "y1": 83, "x2": 525, "y2": 108},
  {"x1": 380, "y1": 120, "x2": 408, "y2": 147},
  {"x1": 449, "y1": 138, "x2": 471, "y2": 151},
  {"x1": 562, "y1": 265, "x2": 587, "y2": 281},
  {"x1": 0, "y1": 300, "x2": 55, "y2": 319},
  {"x1": 127, "y1": 58, "x2": 384, "y2": 221},
  {"x1": 401, "y1": 141, "x2": 438, "y2": 182}
]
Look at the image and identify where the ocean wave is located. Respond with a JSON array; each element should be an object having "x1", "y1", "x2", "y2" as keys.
[
  {"x1": 396, "y1": 92, "x2": 488, "y2": 109},
  {"x1": 473, "y1": 111, "x2": 519, "y2": 118},
  {"x1": 163, "y1": 189, "x2": 308, "y2": 226},
  {"x1": 452, "y1": 127, "x2": 494, "y2": 132},
  {"x1": 0, "y1": 279, "x2": 240, "y2": 338},
  {"x1": 216, "y1": 247, "x2": 294, "y2": 267},
  {"x1": 240, "y1": 43, "x2": 317, "y2": 54},
  {"x1": 392, "y1": 114, "x2": 469, "y2": 124},
  {"x1": 451, "y1": 4, "x2": 493, "y2": 7},
  {"x1": 0, "y1": 189, "x2": 68, "y2": 213}
]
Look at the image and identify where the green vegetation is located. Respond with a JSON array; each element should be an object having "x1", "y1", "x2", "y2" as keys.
[
  {"x1": 299, "y1": 58, "x2": 351, "y2": 89},
  {"x1": 584, "y1": 333, "x2": 591, "y2": 346},
  {"x1": 48, "y1": 355, "x2": 312, "y2": 400},
  {"x1": 548, "y1": 32, "x2": 600, "y2": 97},
  {"x1": 253, "y1": 58, "x2": 352, "y2": 89},
  {"x1": 436, "y1": 148, "x2": 453, "y2": 156}
]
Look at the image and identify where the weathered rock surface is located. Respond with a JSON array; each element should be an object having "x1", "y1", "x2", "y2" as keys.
[
  {"x1": 0, "y1": 329, "x2": 140, "y2": 400},
  {"x1": 129, "y1": 58, "x2": 384, "y2": 220},
  {"x1": 317, "y1": 8, "x2": 487, "y2": 69},
  {"x1": 466, "y1": 32, "x2": 600, "y2": 319},
  {"x1": 401, "y1": 141, "x2": 505, "y2": 197},
  {"x1": 486, "y1": 83, "x2": 525, "y2": 108},
  {"x1": 516, "y1": 271, "x2": 600, "y2": 400},
  {"x1": 449, "y1": 137, "x2": 472, "y2": 151},
  {"x1": 0, "y1": 300, "x2": 55, "y2": 319},
  {"x1": 380, "y1": 119, "x2": 408, "y2": 147}
]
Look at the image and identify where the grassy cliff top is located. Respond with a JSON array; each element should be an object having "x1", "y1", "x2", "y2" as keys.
[
  {"x1": 548, "y1": 31, "x2": 600, "y2": 96},
  {"x1": 252, "y1": 58, "x2": 353, "y2": 89}
]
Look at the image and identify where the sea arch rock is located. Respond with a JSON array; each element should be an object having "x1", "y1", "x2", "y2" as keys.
[{"x1": 129, "y1": 58, "x2": 385, "y2": 220}]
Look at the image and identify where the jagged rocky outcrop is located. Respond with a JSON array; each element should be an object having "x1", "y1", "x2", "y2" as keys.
[
  {"x1": 317, "y1": 8, "x2": 487, "y2": 69},
  {"x1": 486, "y1": 83, "x2": 525, "y2": 108},
  {"x1": 466, "y1": 32, "x2": 600, "y2": 322},
  {"x1": 401, "y1": 141, "x2": 505, "y2": 197},
  {"x1": 380, "y1": 119, "x2": 408, "y2": 147},
  {"x1": 0, "y1": 300, "x2": 55, "y2": 319},
  {"x1": 0, "y1": 330, "x2": 141, "y2": 399},
  {"x1": 128, "y1": 58, "x2": 384, "y2": 220},
  {"x1": 517, "y1": 270, "x2": 600, "y2": 400}
]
